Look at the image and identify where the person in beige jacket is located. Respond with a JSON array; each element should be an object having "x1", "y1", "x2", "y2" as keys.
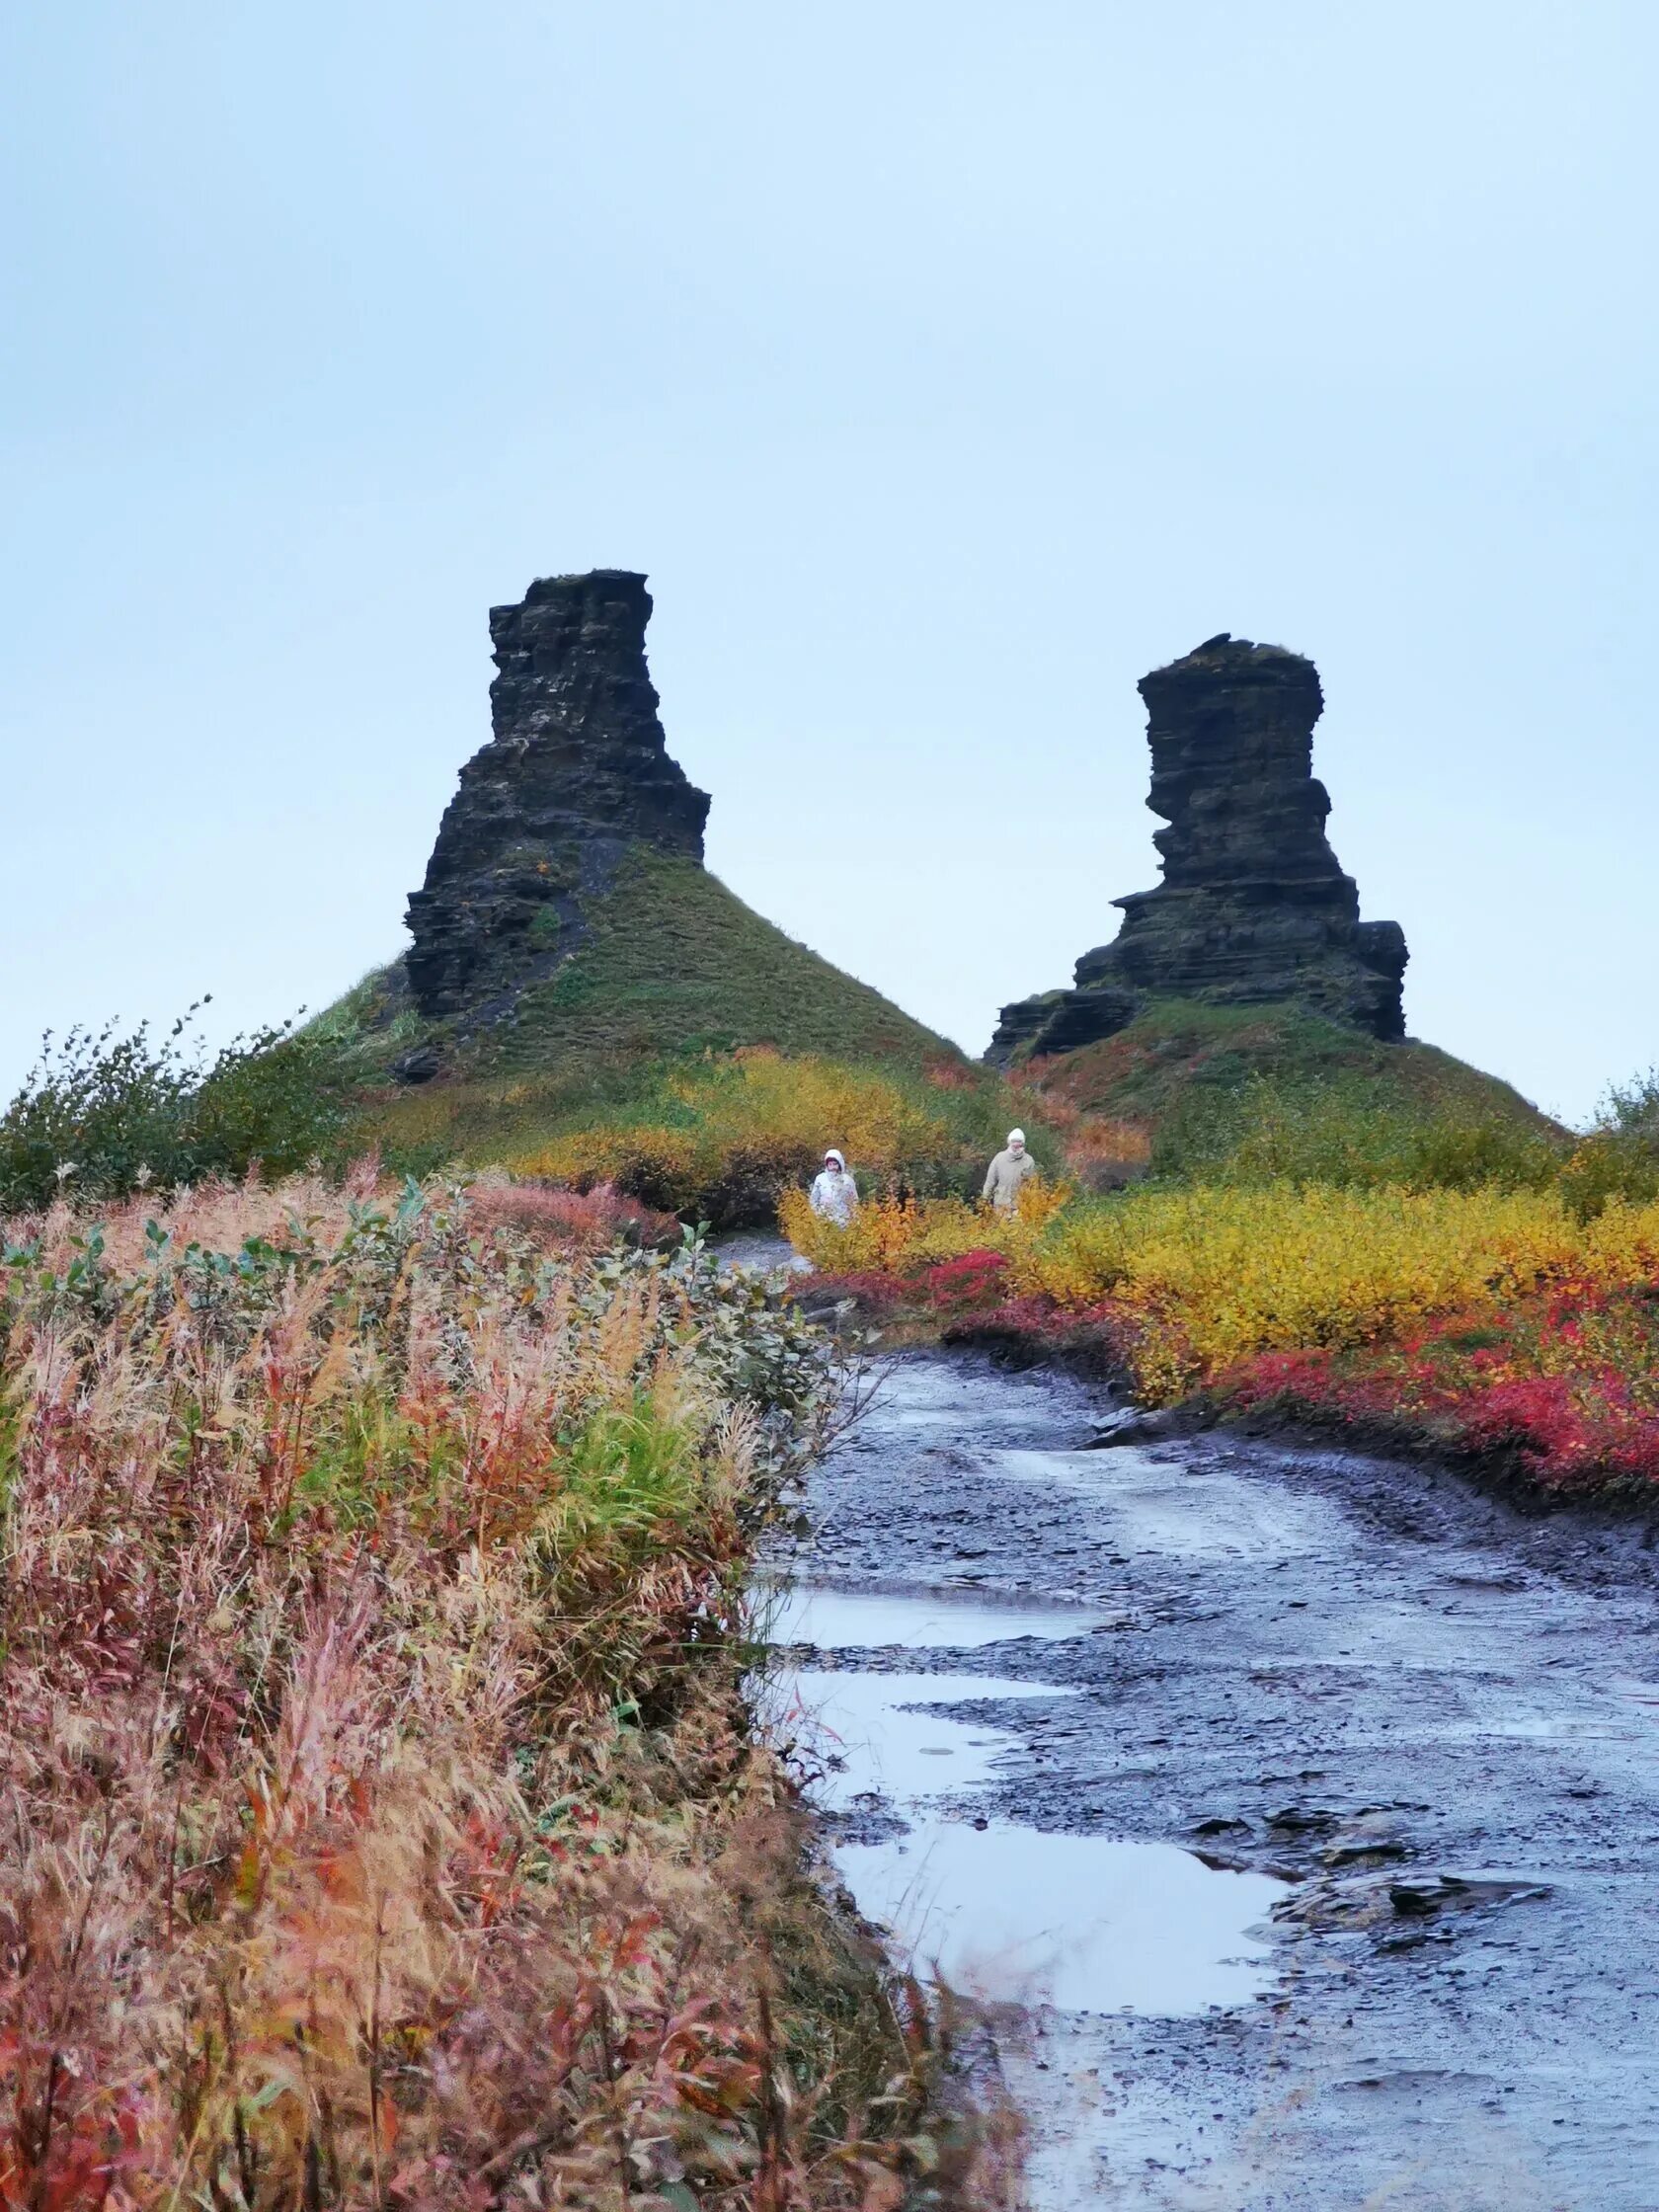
[{"x1": 983, "y1": 1128, "x2": 1038, "y2": 1217}]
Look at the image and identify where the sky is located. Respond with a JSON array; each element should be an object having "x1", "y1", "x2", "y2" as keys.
[{"x1": 3, "y1": 1, "x2": 1655, "y2": 1126}]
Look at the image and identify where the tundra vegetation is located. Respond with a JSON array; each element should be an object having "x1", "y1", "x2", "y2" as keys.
[
  {"x1": 786, "y1": 1041, "x2": 1659, "y2": 1497},
  {"x1": 11, "y1": 1000, "x2": 1659, "y2": 1494},
  {"x1": 0, "y1": 1162, "x2": 1016, "y2": 2210}
]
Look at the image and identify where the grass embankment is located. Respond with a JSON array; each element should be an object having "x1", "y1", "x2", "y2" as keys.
[
  {"x1": 787, "y1": 1060, "x2": 1659, "y2": 1498},
  {"x1": 0, "y1": 1170, "x2": 1010, "y2": 2209}
]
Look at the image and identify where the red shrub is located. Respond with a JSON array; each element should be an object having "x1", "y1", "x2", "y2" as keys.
[{"x1": 923, "y1": 1249, "x2": 1009, "y2": 1312}]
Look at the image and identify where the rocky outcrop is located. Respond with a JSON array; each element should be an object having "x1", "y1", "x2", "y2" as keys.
[
  {"x1": 989, "y1": 635, "x2": 1407, "y2": 1060},
  {"x1": 405, "y1": 570, "x2": 710, "y2": 1021}
]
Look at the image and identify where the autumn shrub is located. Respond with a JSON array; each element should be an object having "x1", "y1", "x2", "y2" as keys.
[
  {"x1": 1559, "y1": 1069, "x2": 1659, "y2": 1219},
  {"x1": 924, "y1": 1250, "x2": 1011, "y2": 1314},
  {"x1": 461, "y1": 1170, "x2": 679, "y2": 1254},
  {"x1": 1011, "y1": 1080, "x2": 1150, "y2": 1191},
  {"x1": 778, "y1": 1180, "x2": 1070, "y2": 1281},
  {"x1": 0, "y1": 1169, "x2": 1007, "y2": 2210},
  {"x1": 1024, "y1": 1182, "x2": 1659, "y2": 1397},
  {"x1": 1219, "y1": 1284, "x2": 1659, "y2": 1492}
]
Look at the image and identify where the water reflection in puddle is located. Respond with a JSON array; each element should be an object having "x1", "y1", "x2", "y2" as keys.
[
  {"x1": 840, "y1": 1822, "x2": 1285, "y2": 2014},
  {"x1": 782, "y1": 1667, "x2": 1076, "y2": 1807},
  {"x1": 764, "y1": 1580, "x2": 1107, "y2": 1651},
  {"x1": 770, "y1": 1645, "x2": 1288, "y2": 2016}
]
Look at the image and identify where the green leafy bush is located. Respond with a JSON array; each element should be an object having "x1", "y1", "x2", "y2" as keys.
[
  {"x1": 0, "y1": 1004, "x2": 353, "y2": 1211},
  {"x1": 1561, "y1": 1069, "x2": 1659, "y2": 1218}
]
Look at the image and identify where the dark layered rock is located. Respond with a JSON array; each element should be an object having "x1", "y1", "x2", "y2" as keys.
[
  {"x1": 989, "y1": 635, "x2": 1407, "y2": 1060},
  {"x1": 405, "y1": 570, "x2": 710, "y2": 1020}
]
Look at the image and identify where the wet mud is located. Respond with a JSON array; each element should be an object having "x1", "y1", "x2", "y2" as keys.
[{"x1": 762, "y1": 1328, "x2": 1659, "y2": 2209}]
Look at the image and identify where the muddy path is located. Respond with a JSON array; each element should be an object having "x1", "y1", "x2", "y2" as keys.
[{"x1": 753, "y1": 1301, "x2": 1659, "y2": 2208}]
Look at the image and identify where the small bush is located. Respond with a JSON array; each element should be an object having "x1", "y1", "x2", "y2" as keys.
[
  {"x1": 461, "y1": 1172, "x2": 679, "y2": 1253},
  {"x1": 1561, "y1": 1069, "x2": 1659, "y2": 1219},
  {"x1": 924, "y1": 1248, "x2": 1011, "y2": 1313}
]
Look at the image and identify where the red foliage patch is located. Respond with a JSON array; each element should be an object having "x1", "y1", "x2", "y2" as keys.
[
  {"x1": 1220, "y1": 1288, "x2": 1659, "y2": 1492},
  {"x1": 922, "y1": 1249, "x2": 1010, "y2": 1313}
]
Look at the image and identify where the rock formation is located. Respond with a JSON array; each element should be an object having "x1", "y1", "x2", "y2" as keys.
[
  {"x1": 405, "y1": 570, "x2": 710, "y2": 1021},
  {"x1": 989, "y1": 635, "x2": 1407, "y2": 1060}
]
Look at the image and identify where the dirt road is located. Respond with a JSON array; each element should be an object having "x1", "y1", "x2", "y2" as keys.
[{"x1": 767, "y1": 1334, "x2": 1659, "y2": 2209}]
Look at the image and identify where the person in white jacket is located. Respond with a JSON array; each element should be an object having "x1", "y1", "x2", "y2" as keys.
[
  {"x1": 983, "y1": 1128, "x2": 1039, "y2": 1217},
  {"x1": 809, "y1": 1148, "x2": 859, "y2": 1226}
]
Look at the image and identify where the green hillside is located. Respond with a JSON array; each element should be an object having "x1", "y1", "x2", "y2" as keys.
[
  {"x1": 315, "y1": 850, "x2": 971, "y2": 1187},
  {"x1": 1019, "y1": 999, "x2": 1569, "y2": 1190}
]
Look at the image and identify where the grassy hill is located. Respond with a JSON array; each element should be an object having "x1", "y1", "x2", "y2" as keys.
[
  {"x1": 1014, "y1": 999, "x2": 1568, "y2": 1190},
  {"x1": 1021, "y1": 999, "x2": 1549, "y2": 1127},
  {"x1": 322, "y1": 852, "x2": 952, "y2": 1077},
  {"x1": 312, "y1": 851, "x2": 1028, "y2": 1215}
]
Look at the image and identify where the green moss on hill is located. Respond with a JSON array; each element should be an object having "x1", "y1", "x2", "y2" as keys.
[
  {"x1": 312, "y1": 851, "x2": 960, "y2": 1178},
  {"x1": 1027, "y1": 1000, "x2": 1549, "y2": 1129},
  {"x1": 487, "y1": 852, "x2": 950, "y2": 1070},
  {"x1": 1021, "y1": 1000, "x2": 1568, "y2": 1192}
]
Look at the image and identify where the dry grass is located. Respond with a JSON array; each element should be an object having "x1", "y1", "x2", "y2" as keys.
[{"x1": 0, "y1": 1166, "x2": 1015, "y2": 2210}]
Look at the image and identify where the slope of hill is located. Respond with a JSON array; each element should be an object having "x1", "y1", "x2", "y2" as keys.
[
  {"x1": 1021, "y1": 998, "x2": 1549, "y2": 1132},
  {"x1": 315, "y1": 847, "x2": 975, "y2": 1193},
  {"x1": 1013, "y1": 999, "x2": 1565, "y2": 1188}
]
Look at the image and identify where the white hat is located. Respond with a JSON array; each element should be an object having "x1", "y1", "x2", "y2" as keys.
[
  {"x1": 824, "y1": 1148, "x2": 845, "y2": 1169},
  {"x1": 1007, "y1": 1128, "x2": 1026, "y2": 1146}
]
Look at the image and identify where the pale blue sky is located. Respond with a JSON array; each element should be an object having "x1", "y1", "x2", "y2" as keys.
[{"x1": 4, "y1": 2, "x2": 1654, "y2": 1123}]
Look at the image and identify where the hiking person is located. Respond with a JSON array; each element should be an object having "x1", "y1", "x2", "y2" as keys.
[
  {"x1": 810, "y1": 1148, "x2": 859, "y2": 1226},
  {"x1": 983, "y1": 1128, "x2": 1038, "y2": 1217}
]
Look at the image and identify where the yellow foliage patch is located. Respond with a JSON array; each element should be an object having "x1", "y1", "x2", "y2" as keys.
[
  {"x1": 512, "y1": 1051, "x2": 959, "y2": 1208},
  {"x1": 784, "y1": 1175, "x2": 1659, "y2": 1409},
  {"x1": 1031, "y1": 1184, "x2": 1659, "y2": 1366},
  {"x1": 778, "y1": 1176, "x2": 1069, "y2": 1274}
]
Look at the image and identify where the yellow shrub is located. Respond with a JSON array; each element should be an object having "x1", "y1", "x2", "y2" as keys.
[
  {"x1": 779, "y1": 1176, "x2": 1070, "y2": 1275},
  {"x1": 518, "y1": 1124, "x2": 701, "y2": 1191},
  {"x1": 1027, "y1": 1183, "x2": 1659, "y2": 1391},
  {"x1": 511, "y1": 1053, "x2": 965, "y2": 1217}
]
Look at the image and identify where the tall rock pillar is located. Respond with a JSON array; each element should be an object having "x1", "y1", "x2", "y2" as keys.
[
  {"x1": 989, "y1": 634, "x2": 1407, "y2": 1059},
  {"x1": 405, "y1": 570, "x2": 710, "y2": 1021}
]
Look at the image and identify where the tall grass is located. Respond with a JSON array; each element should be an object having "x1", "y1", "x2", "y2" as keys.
[{"x1": 0, "y1": 1168, "x2": 1008, "y2": 2208}]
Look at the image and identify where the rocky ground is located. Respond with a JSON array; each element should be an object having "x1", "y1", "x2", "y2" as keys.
[{"x1": 763, "y1": 1310, "x2": 1659, "y2": 2209}]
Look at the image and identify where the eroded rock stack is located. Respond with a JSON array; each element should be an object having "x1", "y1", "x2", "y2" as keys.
[
  {"x1": 405, "y1": 570, "x2": 710, "y2": 1021},
  {"x1": 989, "y1": 635, "x2": 1407, "y2": 1060}
]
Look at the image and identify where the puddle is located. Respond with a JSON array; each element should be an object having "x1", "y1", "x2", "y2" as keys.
[
  {"x1": 762, "y1": 1580, "x2": 1107, "y2": 1651},
  {"x1": 1457, "y1": 1713, "x2": 1640, "y2": 1744},
  {"x1": 770, "y1": 1657, "x2": 1289, "y2": 2016},
  {"x1": 714, "y1": 1232, "x2": 810, "y2": 1276},
  {"x1": 776, "y1": 1667, "x2": 1075, "y2": 1807},
  {"x1": 839, "y1": 1821, "x2": 1286, "y2": 2014}
]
